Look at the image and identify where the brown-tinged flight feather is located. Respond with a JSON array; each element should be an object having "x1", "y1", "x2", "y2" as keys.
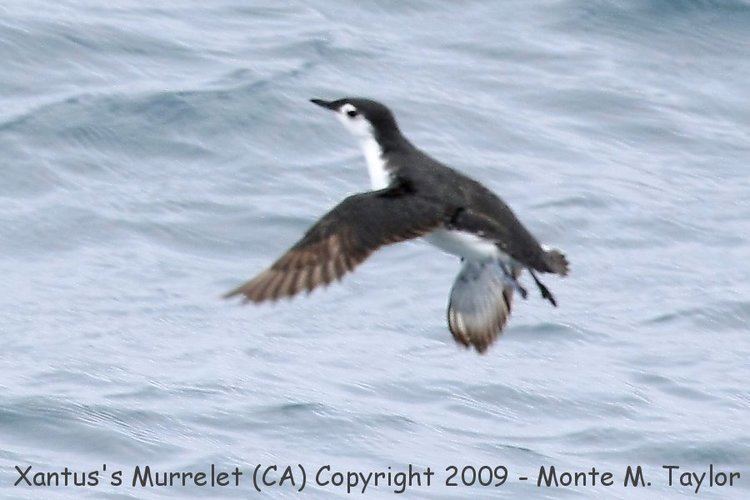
[{"x1": 224, "y1": 187, "x2": 446, "y2": 303}]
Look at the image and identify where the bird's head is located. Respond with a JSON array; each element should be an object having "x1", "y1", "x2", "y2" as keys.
[{"x1": 310, "y1": 97, "x2": 401, "y2": 144}]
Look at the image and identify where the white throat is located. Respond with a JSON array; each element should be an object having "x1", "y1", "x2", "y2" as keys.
[{"x1": 359, "y1": 136, "x2": 391, "y2": 190}]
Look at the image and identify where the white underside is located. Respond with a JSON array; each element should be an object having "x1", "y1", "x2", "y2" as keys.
[
  {"x1": 425, "y1": 229, "x2": 508, "y2": 262},
  {"x1": 360, "y1": 136, "x2": 391, "y2": 190}
]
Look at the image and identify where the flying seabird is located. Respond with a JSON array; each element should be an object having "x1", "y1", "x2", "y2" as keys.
[{"x1": 225, "y1": 98, "x2": 569, "y2": 353}]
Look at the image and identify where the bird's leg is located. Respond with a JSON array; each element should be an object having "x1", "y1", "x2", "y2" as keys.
[
  {"x1": 528, "y1": 269, "x2": 557, "y2": 307},
  {"x1": 498, "y1": 261, "x2": 528, "y2": 299}
]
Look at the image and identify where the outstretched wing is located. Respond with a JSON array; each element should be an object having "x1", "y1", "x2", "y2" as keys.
[
  {"x1": 224, "y1": 187, "x2": 446, "y2": 303},
  {"x1": 447, "y1": 260, "x2": 521, "y2": 353}
]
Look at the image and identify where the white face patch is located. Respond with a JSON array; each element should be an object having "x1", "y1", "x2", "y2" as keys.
[
  {"x1": 332, "y1": 102, "x2": 390, "y2": 190},
  {"x1": 335, "y1": 103, "x2": 374, "y2": 140}
]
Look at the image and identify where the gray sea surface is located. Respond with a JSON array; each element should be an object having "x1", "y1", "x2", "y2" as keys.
[{"x1": 1, "y1": 0, "x2": 749, "y2": 498}]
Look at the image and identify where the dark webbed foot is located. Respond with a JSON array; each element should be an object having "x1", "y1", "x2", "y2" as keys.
[
  {"x1": 498, "y1": 261, "x2": 528, "y2": 299},
  {"x1": 529, "y1": 270, "x2": 557, "y2": 307}
]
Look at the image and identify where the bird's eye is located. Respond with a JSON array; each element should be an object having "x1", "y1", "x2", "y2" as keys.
[{"x1": 346, "y1": 109, "x2": 358, "y2": 118}]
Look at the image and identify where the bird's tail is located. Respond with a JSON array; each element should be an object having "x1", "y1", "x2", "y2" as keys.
[
  {"x1": 447, "y1": 260, "x2": 520, "y2": 354},
  {"x1": 543, "y1": 247, "x2": 569, "y2": 276}
]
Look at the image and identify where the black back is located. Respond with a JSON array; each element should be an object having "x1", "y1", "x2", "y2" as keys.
[{"x1": 342, "y1": 98, "x2": 552, "y2": 272}]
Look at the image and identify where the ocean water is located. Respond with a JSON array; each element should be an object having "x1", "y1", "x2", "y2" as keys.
[{"x1": 1, "y1": 0, "x2": 749, "y2": 498}]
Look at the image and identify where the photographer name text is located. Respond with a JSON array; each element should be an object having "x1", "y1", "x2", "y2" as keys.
[{"x1": 12, "y1": 463, "x2": 742, "y2": 495}]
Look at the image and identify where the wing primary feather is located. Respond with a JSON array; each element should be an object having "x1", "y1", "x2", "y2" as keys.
[{"x1": 225, "y1": 188, "x2": 445, "y2": 303}]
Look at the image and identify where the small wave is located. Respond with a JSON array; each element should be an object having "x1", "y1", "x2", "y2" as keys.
[{"x1": 644, "y1": 300, "x2": 750, "y2": 331}]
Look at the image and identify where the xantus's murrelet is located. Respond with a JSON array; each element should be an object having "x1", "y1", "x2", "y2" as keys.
[{"x1": 226, "y1": 98, "x2": 569, "y2": 353}]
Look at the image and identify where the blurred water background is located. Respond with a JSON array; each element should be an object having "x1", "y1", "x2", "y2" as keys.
[{"x1": 1, "y1": 0, "x2": 749, "y2": 498}]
